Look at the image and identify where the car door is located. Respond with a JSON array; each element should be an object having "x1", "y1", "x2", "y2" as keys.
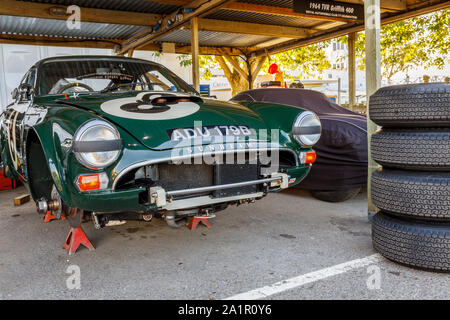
[{"x1": 2, "y1": 68, "x2": 36, "y2": 181}]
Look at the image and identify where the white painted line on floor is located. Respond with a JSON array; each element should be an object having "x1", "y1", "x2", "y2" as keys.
[{"x1": 225, "y1": 253, "x2": 384, "y2": 300}]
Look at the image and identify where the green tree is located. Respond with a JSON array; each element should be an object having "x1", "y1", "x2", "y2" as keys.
[
  {"x1": 177, "y1": 54, "x2": 215, "y2": 81},
  {"x1": 347, "y1": 10, "x2": 449, "y2": 81},
  {"x1": 261, "y1": 42, "x2": 331, "y2": 81},
  {"x1": 178, "y1": 54, "x2": 266, "y2": 96},
  {"x1": 177, "y1": 42, "x2": 331, "y2": 95},
  {"x1": 214, "y1": 55, "x2": 266, "y2": 96}
]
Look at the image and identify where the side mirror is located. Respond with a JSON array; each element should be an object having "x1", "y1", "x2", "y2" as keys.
[
  {"x1": 11, "y1": 88, "x2": 18, "y2": 100},
  {"x1": 17, "y1": 83, "x2": 33, "y2": 101}
]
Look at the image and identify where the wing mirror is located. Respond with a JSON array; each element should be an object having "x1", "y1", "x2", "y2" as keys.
[
  {"x1": 11, "y1": 88, "x2": 18, "y2": 100},
  {"x1": 16, "y1": 83, "x2": 34, "y2": 101}
]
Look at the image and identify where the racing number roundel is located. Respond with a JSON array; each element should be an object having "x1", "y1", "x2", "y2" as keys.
[{"x1": 100, "y1": 93, "x2": 200, "y2": 120}]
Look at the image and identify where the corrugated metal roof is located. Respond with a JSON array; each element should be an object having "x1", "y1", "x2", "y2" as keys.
[
  {"x1": 157, "y1": 29, "x2": 274, "y2": 47},
  {"x1": 19, "y1": 0, "x2": 179, "y2": 14},
  {"x1": 237, "y1": 0, "x2": 293, "y2": 8},
  {"x1": 0, "y1": 0, "x2": 321, "y2": 48},
  {"x1": 0, "y1": 0, "x2": 440, "y2": 56},
  {"x1": 19, "y1": 0, "x2": 315, "y2": 29},
  {"x1": 207, "y1": 10, "x2": 319, "y2": 28},
  {"x1": 0, "y1": 13, "x2": 279, "y2": 48},
  {"x1": 0, "y1": 15, "x2": 146, "y2": 39},
  {"x1": 22, "y1": 0, "x2": 294, "y2": 12},
  {"x1": 1, "y1": 0, "x2": 366, "y2": 51}
]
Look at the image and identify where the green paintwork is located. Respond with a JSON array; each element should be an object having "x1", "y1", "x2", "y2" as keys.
[
  {"x1": 0, "y1": 58, "x2": 314, "y2": 214},
  {"x1": 34, "y1": 93, "x2": 305, "y2": 151}
]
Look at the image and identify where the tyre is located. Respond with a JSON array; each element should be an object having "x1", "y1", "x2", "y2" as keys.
[
  {"x1": 372, "y1": 212, "x2": 450, "y2": 272},
  {"x1": 371, "y1": 129, "x2": 450, "y2": 171},
  {"x1": 371, "y1": 169, "x2": 450, "y2": 221},
  {"x1": 310, "y1": 188, "x2": 361, "y2": 202},
  {"x1": 369, "y1": 83, "x2": 450, "y2": 127}
]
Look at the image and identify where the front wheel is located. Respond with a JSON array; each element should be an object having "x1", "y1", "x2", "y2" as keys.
[{"x1": 310, "y1": 188, "x2": 361, "y2": 202}]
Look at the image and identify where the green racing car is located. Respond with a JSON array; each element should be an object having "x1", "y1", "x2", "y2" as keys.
[{"x1": 1, "y1": 55, "x2": 321, "y2": 232}]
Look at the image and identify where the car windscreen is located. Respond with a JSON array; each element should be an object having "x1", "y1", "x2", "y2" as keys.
[{"x1": 37, "y1": 59, "x2": 197, "y2": 96}]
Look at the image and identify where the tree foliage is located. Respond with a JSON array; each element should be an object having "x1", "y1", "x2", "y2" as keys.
[
  {"x1": 177, "y1": 54, "x2": 216, "y2": 80},
  {"x1": 176, "y1": 42, "x2": 331, "y2": 95},
  {"x1": 174, "y1": 10, "x2": 448, "y2": 92},
  {"x1": 261, "y1": 42, "x2": 331, "y2": 80},
  {"x1": 214, "y1": 55, "x2": 266, "y2": 96},
  {"x1": 347, "y1": 10, "x2": 449, "y2": 80},
  {"x1": 177, "y1": 54, "x2": 266, "y2": 95}
]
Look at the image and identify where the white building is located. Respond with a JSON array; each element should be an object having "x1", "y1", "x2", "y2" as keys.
[
  {"x1": 319, "y1": 39, "x2": 449, "y2": 104},
  {"x1": 320, "y1": 40, "x2": 366, "y2": 104}
]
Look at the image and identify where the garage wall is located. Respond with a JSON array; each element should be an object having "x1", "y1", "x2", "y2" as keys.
[
  {"x1": 0, "y1": 45, "x2": 192, "y2": 111},
  {"x1": 0, "y1": 44, "x2": 114, "y2": 110}
]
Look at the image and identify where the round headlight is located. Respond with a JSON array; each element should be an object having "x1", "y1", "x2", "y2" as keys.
[
  {"x1": 73, "y1": 120, "x2": 122, "y2": 169},
  {"x1": 292, "y1": 111, "x2": 322, "y2": 147}
]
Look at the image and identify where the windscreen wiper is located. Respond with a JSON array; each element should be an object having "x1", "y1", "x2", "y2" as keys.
[
  {"x1": 100, "y1": 82, "x2": 145, "y2": 93},
  {"x1": 100, "y1": 82, "x2": 175, "y2": 93}
]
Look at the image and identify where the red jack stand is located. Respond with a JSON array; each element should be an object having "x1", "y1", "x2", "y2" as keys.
[
  {"x1": 188, "y1": 216, "x2": 211, "y2": 230},
  {"x1": 63, "y1": 208, "x2": 94, "y2": 255},
  {"x1": 63, "y1": 226, "x2": 95, "y2": 255},
  {"x1": 43, "y1": 211, "x2": 57, "y2": 223},
  {"x1": 43, "y1": 211, "x2": 66, "y2": 223}
]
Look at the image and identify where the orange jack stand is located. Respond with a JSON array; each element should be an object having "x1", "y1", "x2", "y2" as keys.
[
  {"x1": 63, "y1": 226, "x2": 95, "y2": 255},
  {"x1": 43, "y1": 211, "x2": 66, "y2": 223},
  {"x1": 43, "y1": 211, "x2": 57, "y2": 223},
  {"x1": 188, "y1": 216, "x2": 211, "y2": 230}
]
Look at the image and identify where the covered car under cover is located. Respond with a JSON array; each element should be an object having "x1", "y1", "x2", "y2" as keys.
[{"x1": 231, "y1": 88, "x2": 368, "y2": 199}]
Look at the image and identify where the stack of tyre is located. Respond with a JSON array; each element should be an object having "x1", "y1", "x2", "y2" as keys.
[{"x1": 369, "y1": 82, "x2": 450, "y2": 272}]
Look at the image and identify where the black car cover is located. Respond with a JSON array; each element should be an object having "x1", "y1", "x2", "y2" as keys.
[{"x1": 231, "y1": 88, "x2": 368, "y2": 190}]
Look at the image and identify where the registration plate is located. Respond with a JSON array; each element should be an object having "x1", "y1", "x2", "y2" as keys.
[{"x1": 167, "y1": 125, "x2": 253, "y2": 141}]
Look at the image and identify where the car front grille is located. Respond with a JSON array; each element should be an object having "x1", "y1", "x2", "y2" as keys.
[{"x1": 114, "y1": 150, "x2": 297, "y2": 194}]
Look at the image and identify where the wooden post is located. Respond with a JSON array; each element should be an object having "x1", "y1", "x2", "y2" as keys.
[
  {"x1": 245, "y1": 58, "x2": 253, "y2": 90},
  {"x1": 348, "y1": 32, "x2": 357, "y2": 111},
  {"x1": 365, "y1": 0, "x2": 381, "y2": 217},
  {"x1": 190, "y1": 17, "x2": 200, "y2": 92},
  {"x1": 251, "y1": 56, "x2": 266, "y2": 88}
]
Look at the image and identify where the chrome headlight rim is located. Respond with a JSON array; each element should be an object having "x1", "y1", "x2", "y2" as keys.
[
  {"x1": 73, "y1": 119, "x2": 122, "y2": 170},
  {"x1": 292, "y1": 111, "x2": 322, "y2": 147}
]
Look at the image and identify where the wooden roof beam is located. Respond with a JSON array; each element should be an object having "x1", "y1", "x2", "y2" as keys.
[
  {"x1": 197, "y1": 19, "x2": 313, "y2": 38},
  {"x1": 147, "y1": 1, "x2": 403, "y2": 17},
  {"x1": 176, "y1": 45, "x2": 254, "y2": 55},
  {"x1": 143, "y1": 0, "x2": 190, "y2": 5},
  {"x1": 0, "y1": 34, "x2": 250, "y2": 55},
  {"x1": 0, "y1": 34, "x2": 129, "y2": 50},
  {"x1": 0, "y1": 0, "x2": 159, "y2": 25},
  {"x1": 119, "y1": 0, "x2": 235, "y2": 55}
]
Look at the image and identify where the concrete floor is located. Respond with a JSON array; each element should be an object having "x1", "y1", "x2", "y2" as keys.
[{"x1": 0, "y1": 186, "x2": 448, "y2": 300}]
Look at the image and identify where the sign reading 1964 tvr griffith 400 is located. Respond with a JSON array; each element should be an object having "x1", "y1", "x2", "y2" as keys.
[{"x1": 294, "y1": 0, "x2": 364, "y2": 21}]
